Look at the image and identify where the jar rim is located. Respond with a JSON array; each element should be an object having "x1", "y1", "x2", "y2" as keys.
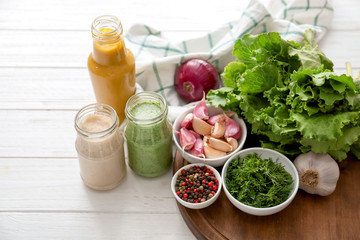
[
  {"x1": 125, "y1": 91, "x2": 168, "y2": 124},
  {"x1": 91, "y1": 15, "x2": 123, "y2": 42},
  {"x1": 75, "y1": 103, "x2": 119, "y2": 138}
]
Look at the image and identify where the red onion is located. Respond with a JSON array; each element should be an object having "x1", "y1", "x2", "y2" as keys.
[{"x1": 174, "y1": 58, "x2": 220, "y2": 102}]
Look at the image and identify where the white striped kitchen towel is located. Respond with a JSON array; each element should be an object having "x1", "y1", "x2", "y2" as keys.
[{"x1": 125, "y1": 0, "x2": 333, "y2": 120}]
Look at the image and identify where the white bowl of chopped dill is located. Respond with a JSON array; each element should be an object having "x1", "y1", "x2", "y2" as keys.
[{"x1": 222, "y1": 147, "x2": 299, "y2": 216}]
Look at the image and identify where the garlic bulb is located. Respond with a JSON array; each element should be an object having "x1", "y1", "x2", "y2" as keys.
[{"x1": 294, "y1": 151, "x2": 340, "y2": 196}]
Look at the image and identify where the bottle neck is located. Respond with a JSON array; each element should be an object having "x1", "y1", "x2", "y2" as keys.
[{"x1": 91, "y1": 15, "x2": 127, "y2": 66}]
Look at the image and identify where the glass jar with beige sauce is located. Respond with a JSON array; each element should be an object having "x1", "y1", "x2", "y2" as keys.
[{"x1": 75, "y1": 103, "x2": 126, "y2": 190}]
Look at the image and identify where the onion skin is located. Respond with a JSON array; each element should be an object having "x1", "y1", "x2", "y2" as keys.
[{"x1": 174, "y1": 58, "x2": 220, "y2": 102}]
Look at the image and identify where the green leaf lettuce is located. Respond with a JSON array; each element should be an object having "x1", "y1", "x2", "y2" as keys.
[{"x1": 207, "y1": 29, "x2": 360, "y2": 161}]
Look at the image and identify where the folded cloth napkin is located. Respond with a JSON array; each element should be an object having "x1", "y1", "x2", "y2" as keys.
[{"x1": 125, "y1": 0, "x2": 334, "y2": 122}]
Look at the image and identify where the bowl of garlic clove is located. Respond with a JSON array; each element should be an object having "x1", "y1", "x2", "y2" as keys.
[{"x1": 173, "y1": 101, "x2": 247, "y2": 167}]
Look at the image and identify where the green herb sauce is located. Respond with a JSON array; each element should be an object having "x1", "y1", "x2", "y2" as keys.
[
  {"x1": 125, "y1": 101, "x2": 172, "y2": 177},
  {"x1": 129, "y1": 101, "x2": 163, "y2": 120},
  {"x1": 225, "y1": 153, "x2": 293, "y2": 208}
]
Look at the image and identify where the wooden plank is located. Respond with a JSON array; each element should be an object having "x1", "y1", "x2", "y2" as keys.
[
  {"x1": 0, "y1": 68, "x2": 94, "y2": 110},
  {"x1": 0, "y1": 212, "x2": 195, "y2": 240},
  {"x1": 0, "y1": 157, "x2": 178, "y2": 213},
  {"x1": 0, "y1": 0, "x2": 357, "y2": 31},
  {"x1": 319, "y1": 30, "x2": 360, "y2": 69},
  {"x1": 0, "y1": 110, "x2": 78, "y2": 157},
  {"x1": 0, "y1": 30, "x2": 90, "y2": 68},
  {"x1": 331, "y1": 0, "x2": 360, "y2": 31},
  {"x1": 173, "y1": 152, "x2": 360, "y2": 240},
  {"x1": 0, "y1": 29, "x2": 358, "y2": 68},
  {"x1": 0, "y1": 63, "x2": 358, "y2": 111},
  {"x1": 0, "y1": 1, "x2": 357, "y2": 240},
  {"x1": 0, "y1": 0, "x2": 245, "y2": 31},
  {"x1": 0, "y1": 30, "x2": 200, "y2": 68}
]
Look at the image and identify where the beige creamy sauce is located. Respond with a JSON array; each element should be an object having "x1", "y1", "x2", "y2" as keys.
[
  {"x1": 81, "y1": 114, "x2": 113, "y2": 132},
  {"x1": 76, "y1": 114, "x2": 126, "y2": 190}
]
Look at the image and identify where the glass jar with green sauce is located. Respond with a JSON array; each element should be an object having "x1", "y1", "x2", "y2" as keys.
[{"x1": 125, "y1": 91, "x2": 173, "y2": 177}]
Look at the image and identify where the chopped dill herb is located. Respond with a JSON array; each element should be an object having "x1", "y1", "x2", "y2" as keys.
[{"x1": 225, "y1": 153, "x2": 293, "y2": 208}]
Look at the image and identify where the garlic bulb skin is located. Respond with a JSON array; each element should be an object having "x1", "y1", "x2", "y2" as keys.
[{"x1": 294, "y1": 151, "x2": 340, "y2": 196}]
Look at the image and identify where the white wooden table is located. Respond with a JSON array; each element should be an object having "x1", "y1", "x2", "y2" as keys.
[{"x1": 0, "y1": 0, "x2": 359, "y2": 239}]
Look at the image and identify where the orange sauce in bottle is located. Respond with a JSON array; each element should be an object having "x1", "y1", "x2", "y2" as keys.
[{"x1": 87, "y1": 15, "x2": 136, "y2": 124}]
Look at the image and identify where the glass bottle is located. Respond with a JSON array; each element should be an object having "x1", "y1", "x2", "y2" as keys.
[
  {"x1": 125, "y1": 92, "x2": 173, "y2": 177},
  {"x1": 75, "y1": 103, "x2": 126, "y2": 190},
  {"x1": 88, "y1": 15, "x2": 136, "y2": 124}
]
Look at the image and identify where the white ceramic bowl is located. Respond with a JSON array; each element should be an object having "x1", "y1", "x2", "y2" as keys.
[
  {"x1": 222, "y1": 147, "x2": 299, "y2": 216},
  {"x1": 173, "y1": 104, "x2": 247, "y2": 167},
  {"x1": 171, "y1": 163, "x2": 222, "y2": 209}
]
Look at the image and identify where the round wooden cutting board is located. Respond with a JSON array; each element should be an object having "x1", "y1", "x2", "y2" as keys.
[{"x1": 173, "y1": 151, "x2": 360, "y2": 240}]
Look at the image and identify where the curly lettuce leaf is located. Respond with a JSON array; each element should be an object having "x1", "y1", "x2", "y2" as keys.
[
  {"x1": 289, "y1": 69, "x2": 360, "y2": 116},
  {"x1": 232, "y1": 32, "x2": 291, "y2": 69},
  {"x1": 237, "y1": 63, "x2": 280, "y2": 94},
  {"x1": 206, "y1": 87, "x2": 242, "y2": 116},
  {"x1": 207, "y1": 30, "x2": 360, "y2": 161},
  {"x1": 301, "y1": 29, "x2": 334, "y2": 71},
  {"x1": 222, "y1": 62, "x2": 246, "y2": 88},
  {"x1": 291, "y1": 112, "x2": 360, "y2": 141}
]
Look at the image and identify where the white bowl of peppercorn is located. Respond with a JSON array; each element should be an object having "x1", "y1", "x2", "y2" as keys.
[
  {"x1": 171, "y1": 163, "x2": 222, "y2": 209},
  {"x1": 222, "y1": 148, "x2": 299, "y2": 216}
]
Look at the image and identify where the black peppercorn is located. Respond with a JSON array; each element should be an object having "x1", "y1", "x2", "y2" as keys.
[{"x1": 175, "y1": 165, "x2": 219, "y2": 204}]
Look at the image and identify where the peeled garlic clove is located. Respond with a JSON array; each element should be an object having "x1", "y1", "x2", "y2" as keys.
[
  {"x1": 211, "y1": 121, "x2": 226, "y2": 138},
  {"x1": 180, "y1": 113, "x2": 193, "y2": 129},
  {"x1": 207, "y1": 137, "x2": 233, "y2": 152},
  {"x1": 203, "y1": 141, "x2": 227, "y2": 159},
  {"x1": 192, "y1": 116, "x2": 212, "y2": 136},
  {"x1": 179, "y1": 127, "x2": 196, "y2": 151},
  {"x1": 193, "y1": 94, "x2": 208, "y2": 120},
  {"x1": 225, "y1": 137, "x2": 238, "y2": 151},
  {"x1": 188, "y1": 138, "x2": 205, "y2": 158},
  {"x1": 207, "y1": 112, "x2": 234, "y2": 126},
  {"x1": 224, "y1": 115, "x2": 242, "y2": 140},
  {"x1": 294, "y1": 151, "x2": 340, "y2": 196}
]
